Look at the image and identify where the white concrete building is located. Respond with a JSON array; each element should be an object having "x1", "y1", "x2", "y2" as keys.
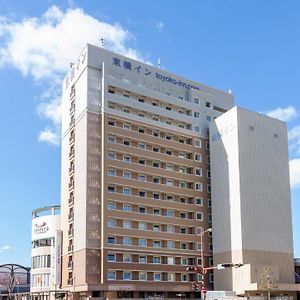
[
  {"x1": 31, "y1": 206, "x2": 62, "y2": 300},
  {"x1": 210, "y1": 106, "x2": 297, "y2": 297}
]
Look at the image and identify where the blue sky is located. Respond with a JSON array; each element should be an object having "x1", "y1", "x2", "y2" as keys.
[{"x1": 0, "y1": 0, "x2": 300, "y2": 266}]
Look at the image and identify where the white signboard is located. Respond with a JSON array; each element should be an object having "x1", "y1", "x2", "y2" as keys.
[
  {"x1": 54, "y1": 230, "x2": 62, "y2": 285},
  {"x1": 32, "y1": 215, "x2": 60, "y2": 241}
]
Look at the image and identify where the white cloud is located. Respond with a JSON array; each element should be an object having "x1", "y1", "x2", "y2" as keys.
[
  {"x1": 0, "y1": 6, "x2": 145, "y2": 144},
  {"x1": 0, "y1": 245, "x2": 12, "y2": 252},
  {"x1": 289, "y1": 158, "x2": 300, "y2": 189},
  {"x1": 265, "y1": 106, "x2": 297, "y2": 122},
  {"x1": 38, "y1": 128, "x2": 60, "y2": 145},
  {"x1": 155, "y1": 21, "x2": 164, "y2": 32}
]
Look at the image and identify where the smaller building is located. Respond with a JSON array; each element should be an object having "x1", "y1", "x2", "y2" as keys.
[{"x1": 31, "y1": 205, "x2": 62, "y2": 300}]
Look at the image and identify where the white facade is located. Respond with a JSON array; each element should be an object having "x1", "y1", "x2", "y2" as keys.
[
  {"x1": 31, "y1": 206, "x2": 62, "y2": 299},
  {"x1": 210, "y1": 107, "x2": 295, "y2": 294}
]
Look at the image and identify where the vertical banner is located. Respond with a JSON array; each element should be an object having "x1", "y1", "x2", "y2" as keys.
[{"x1": 54, "y1": 230, "x2": 62, "y2": 285}]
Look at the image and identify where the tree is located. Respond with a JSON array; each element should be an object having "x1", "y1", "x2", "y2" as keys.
[{"x1": 259, "y1": 267, "x2": 279, "y2": 300}]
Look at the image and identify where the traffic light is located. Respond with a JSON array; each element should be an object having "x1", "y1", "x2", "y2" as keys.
[
  {"x1": 192, "y1": 282, "x2": 199, "y2": 292},
  {"x1": 218, "y1": 263, "x2": 244, "y2": 269},
  {"x1": 186, "y1": 266, "x2": 199, "y2": 272}
]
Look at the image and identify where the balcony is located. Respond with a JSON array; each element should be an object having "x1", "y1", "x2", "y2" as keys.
[
  {"x1": 68, "y1": 261, "x2": 73, "y2": 268},
  {"x1": 68, "y1": 212, "x2": 74, "y2": 221},
  {"x1": 69, "y1": 197, "x2": 74, "y2": 205},
  {"x1": 69, "y1": 135, "x2": 75, "y2": 145},
  {"x1": 69, "y1": 165, "x2": 74, "y2": 175},
  {"x1": 67, "y1": 278, "x2": 74, "y2": 285},
  {"x1": 68, "y1": 228, "x2": 74, "y2": 236},
  {"x1": 69, "y1": 150, "x2": 75, "y2": 159},
  {"x1": 68, "y1": 182, "x2": 74, "y2": 191},
  {"x1": 68, "y1": 245, "x2": 74, "y2": 252}
]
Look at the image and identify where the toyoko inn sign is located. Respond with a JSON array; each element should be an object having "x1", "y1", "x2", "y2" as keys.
[{"x1": 32, "y1": 215, "x2": 60, "y2": 241}]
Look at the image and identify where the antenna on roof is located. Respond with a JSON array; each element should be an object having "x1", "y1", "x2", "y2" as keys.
[
  {"x1": 158, "y1": 57, "x2": 161, "y2": 69},
  {"x1": 100, "y1": 37, "x2": 105, "y2": 47}
]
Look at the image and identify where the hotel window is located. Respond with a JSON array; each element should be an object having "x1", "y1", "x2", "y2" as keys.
[
  {"x1": 153, "y1": 193, "x2": 160, "y2": 200},
  {"x1": 153, "y1": 146, "x2": 160, "y2": 152},
  {"x1": 123, "y1": 123, "x2": 130, "y2": 130},
  {"x1": 107, "y1": 271, "x2": 116, "y2": 280},
  {"x1": 179, "y1": 152, "x2": 185, "y2": 159},
  {"x1": 108, "y1": 186, "x2": 115, "y2": 193},
  {"x1": 123, "y1": 237, "x2": 132, "y2": 246},
  {"x1": 180, "y1": 212, "x2": 187, "y2": 219},
  {"x1": 139, "y1": 255, "x2": 146, "y2": 263},
  {"x1": 123, "y1": 188, "x2": 131, "y2": 195},
  {"x1": 108, "y1": 202, "x2": 116, "y2": 210},
  {"x1": 152, "y1": 131, "x2": 159, "y2": 137},
  {"x1": 167, "y1": 240, "x2": 175, "y2": 249},
  {"x1": 166, "y1": 135, "x2": 173, "y2": 140},
  {"x1": 179, "y1": 167, "x2": 185, "y2": 173},
  {"x1": 139, "y1": 143, "x2": 146, "y2": 150},
  {"x1": 196, "y1": 227, "x2": 202, "y2": 236},
  {"x1": 108, "y1": 87, "x2": 115, "y2": 94},
  {"x1": 123, "y1": 92, "x2": 130, "y2": 98},
  {"x1": 195, "y1": 168, "x2": 202, "y2": 176},
  {"x1": 153, "y1": 256, "x2": 161, "y2": 264},
  {"x1": 209, "y1": 273, "x2": 214, "y2": 283},
  {"x1": 139, "y1": 222, "x2": 147, "y2": 230},
  {"x1": 108, "y1": 169, "x2": 116, "y2": 176},
  {"x1": 139, "y1": 207, "x2": 146, "y2": 214},
  {"x1": 194, "y1": 139, "x2": 201, "y2": 147},
  {"x1": 123, "y1": 171, "x2": 131, "y2": 179},
  {"x1": 206, "y1": 101, "x2": 211, "y2": 108},
  {"x1": 153, "y1": 116, "x2": 159, "y2": 122},
  {"x1": 206, "y1": 115, "x2": 211, "y2": 122},
  {"x1": 167, "y1": 256, "x2": 175, "y2": 265},
  {"x1": 153, "y1": 241, "x2": 161, "y2": 248},
  {"x1": 153, "y1": 208, "x2": 161, "y2": 215},
  {"x1": 138, "y1": 98, "x2": 145, "y2": 103},
  {"x1": 181, "y1": 243, "x2": 187, "y2": 250},
  {"x1": 124, "y1": 107, "x2": 130, "y2": 114},
  {"x1": 123, "y1": 204, "x2": 131, "y2": 212},
  {"x1": 123, "y1": 271, "x2": 131, "y2": 280},
  {"x1": 107, "y1": 219, "x2": 116, "y2": 228},
  {"x1": 138, "y1": 174, "x2": 146, "y2": 181},
  {"x1": 153, "y1": 162, "x2": 160, "y2": 168},
  {"x1": 209, "y1": 258, "x2": 214, "y2": 266},
  {"x1": 197, "y1": 257, "x2": 202, "y2": 266},
  {"x1": 139, "y1": 191, "x2": 146, "y2": 197},
  {"x1": 167, "y1": 225, "x2": 175, "y2": 233},
  {"x1": 123, "y1": 220, "x2": 131, "y2": 229},
  {"x1": 123, "y1": 254, "x2": 131, "y2": 262},
  {"x1": 194, "y1": 98, "x2": 199, "y2": 104},
  {"x1": 166, "y1": 195, "x2": 173, "y2": 201},
  {"x1": 166, "y1": 179, "x2": 173, "y2": 187},
  {"x1": 153, "y1": 177, "x2": 160, "y2": 184},
  {"x1": 208, "y1": 199, "x2": 212, "y2": 208},
  {"x1": 166, "y1": 120, "x2": 172, "y2": 125},
  {"x1": 168, "y1": 273, "x2": 175, "y2": 282},
  {"x1": 181, "y1": 274, "x2": 188, "y2": 282},
  {"x1": 181, "y1": 227, "x2": 187, "y2": 234},
  {"x1": 195, "y1": 154, "x2": 202, "y2": 161},
  {"x1": 207, "y1": 184, "x2": 211, "y2": 193},
  {"x1": 196, "y1": 212, "x2": 203, "y2": 221},
  {"x1": 138, "y1": 112, "x2": 145, "y2": 118},
  {"x1": 108, "y1": 120, "x2": 115, "y2": 126},
  {"x1": 181, "y1": 258, "x2": 188, "y2": 265},
  {"x1": 107, "y1": 237, "x2": 115, "y2": 244},
  {"x1": 207, "y1": 170, "x2": 211, "y2": 178},
  {"x1": 108, "y1": 135, "x2": 116, "y2": 143},
  {"x1": 180, "y1": 182, "x2": 186, "y2": 188},
  {"x1": 207, "y1": 155, "x2": 210, "y2": 164},
  {"x1": 153, "y1": 273, "x2": 161, "y2": 281},
  {"x1": 167, "y1": 209, "x2": 175, "y2": 217},
  {"x1": 180, "y1": 197, "x2": 186, "y2": 203},
  {"x1": 123, "y1": 139, "x2": 131, "y2": 146},
  {"x1": 166, "y1": 164, "x2": 173, "y2": 171},
  {"x1": 197, "y1": 243, "x2": 201, "y2": 251},
  {"x1": 107, "y1": 254, "x2": 116, "y2": 262},
  {"x1": 195, "y1": 183, "x2": 203, "y2": 191},
  {"x1": 208, "y1": 213, "x2": 212, "y2": 223},
  {"x1": 166, "y1": 149, "x2": 173, "y2": 155},
  {"x1": 196, "y1": 198, "x2": 203, "y2": 206},
  {"x1": 139, "y1": 272, "x2": 146, "y2": 281},
  {"x1": 139, "y1": 127, "x2": 145, "y2": 133},
  {"x1": 139, "y1": 158, "x2": 146, "y2": 165},
  {"x1": 194, "y1": 112, "x2": 200, "y2": 118},
  {"x1": 139, "y1": 239, "x2": 147, "y2": 246},
  {"x1": 123, "y1": 155, "x2": 131, "y2": 163},
  {"x1": 195, "y1": 126, "x2": 200, "y2": 132},
  {"x1": 153, "y1": 224, "x2": 160, "y2": 232},
  {"x1": 108, "y1": 152, "x2": 116, "y2": 160}
]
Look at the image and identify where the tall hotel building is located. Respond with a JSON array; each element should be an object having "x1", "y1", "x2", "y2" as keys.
[{"x1": 61, "y1": 44, "x2": 234, "y2": 298}]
